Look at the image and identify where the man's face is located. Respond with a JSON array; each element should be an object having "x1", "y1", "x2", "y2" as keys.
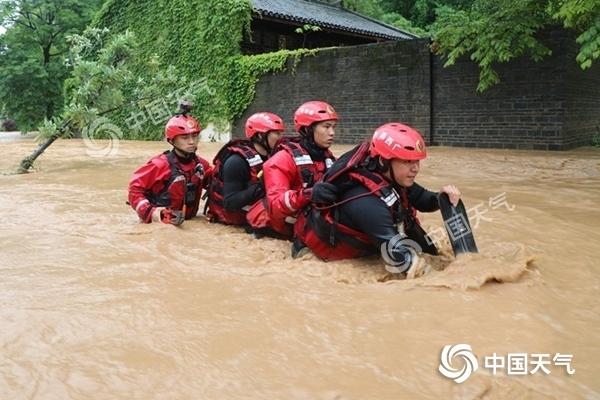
[
  {"x1": 313, "y1": 120, "x2": 336, "y2": 149},
  {"x1": 173, "y1": 133, "x2": 199, "y2": 153},
  {"x1": 390, "y1": 158, "x2": 420, "y2": 187}
]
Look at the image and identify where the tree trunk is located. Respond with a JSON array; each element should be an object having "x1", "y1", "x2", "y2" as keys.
[
  {"x1": 46, "y1": 101, "x2": 54, "y2": 120},
  {"x1": 17, "y1": 119, "x2": 72, "y2": 174},
  {"x1": 18, "y1": 131, "x2": 63, "y2": 174},
  {"x1": 16, "y1": 102, "x2": 127, "y2": 174},
  {"x1": 42, "y1": 44, "x2": 54, "y2": 120}
]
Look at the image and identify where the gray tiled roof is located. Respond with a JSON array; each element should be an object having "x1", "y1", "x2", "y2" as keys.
[{"x1": 251, "y1": 0, "x2": 416, "y2": 40}]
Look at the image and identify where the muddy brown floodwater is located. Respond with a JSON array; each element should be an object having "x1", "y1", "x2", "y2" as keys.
[{"x1": 1, "y1": 136, "x2": 599, "y2": 399}]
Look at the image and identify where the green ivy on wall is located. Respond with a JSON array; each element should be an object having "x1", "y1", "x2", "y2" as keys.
[{"x1": 92, "y1": 0, "x2": 317, "y2": 139}]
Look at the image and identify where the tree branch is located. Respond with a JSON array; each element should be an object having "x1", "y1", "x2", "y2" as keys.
[
  {"x1": 16, "y1": 10, "x2": 36, "y2": 29},
  {"x1": 17, "y1": 94, "x2": 156, "y2": 174},
  {"x1": 14, "y1": 19, "x2": 35, "y2": 30},
  {"x1": 48, "y1": 49, "x2": 68, "y2": 57}
]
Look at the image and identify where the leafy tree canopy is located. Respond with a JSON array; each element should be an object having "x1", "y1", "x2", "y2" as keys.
[
  {"x1": 340, "y1": 0, "x2": 599, "y2": 90},
  {"x1": 0, "y1": 0, "x2": 101, "y2": 131}
]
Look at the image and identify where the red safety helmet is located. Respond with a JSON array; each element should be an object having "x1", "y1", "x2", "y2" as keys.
[
  {"x1": 370, "y1": 123, "x2": 427, "y2": 161},
  {"x1": 293, "y1": 101, "x2": 338, "y2": 133},
  {"x1": 165, "y1": 114, "x2": 201, "y2": 141},
  {"x1": 245, "y1": 112, "x2": 285, "y2": 139}
]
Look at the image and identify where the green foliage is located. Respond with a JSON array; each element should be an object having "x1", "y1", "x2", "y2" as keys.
[
  {"x1": 295, "y1": 24, "x2": 322, "y2": 47},
  {"x1": 343, "y1": 0, "x2": 597, "y2": 91},
  {"x1": 342, "y1": 0, "x2": 427, "y2": 36},
  {"x1": 343, "y1": 0, "x2": 387, "y2": 19},
  {"x1": 226, "y1": 49, "x2": 318, "y2": 121},
  {"x1": 549, "y1": 0, "x2": 600, "y2": 70},
  {"x1": 93, "y1": 0, "x2": 250, "y2": 127},
  {"x1": 342, "y1": 0, "x2": 474, "y2": 34},
  {"x1": 91, "y1": 0, "x2": 317, "y2": 139},
  {"x1": 0, "y1": 0, "x2": 101, "y2": 131},
  {"x1": 432, "y1": 0, "x2": 552, "y2": 92},
  {"x1": 431, "y1": 0, "x2": 600, "y2": 91},
  {"x1": 295, "y1": 24, "x2": 322, "y2": 35},
  {"x1": 378, "y1": 0, "x2": 475, "y2": 28},
  {"x1": 380, "y1": 12, "x2": 428, "y2": 36},
  {"x1": 18, "y1": 28, "x2": 141, "y2": 173},
  {"x1": 37, "y1": 28, "x2": 220, "y2": 143},
  {"x1": 38, "y1": 28, "x2": 138, "y2": 140}
]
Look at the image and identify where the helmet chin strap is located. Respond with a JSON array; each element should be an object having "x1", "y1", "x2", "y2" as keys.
[
  {"x1": 378, "y1": 158, "x2": 399, "y2": 185},
  {"x1": 254, "y1": 133, "x2": 271, "y2": 155},
  {"x1": 301, "y1": 126, "x2": 330, "y2": 162},
  {"x1": 389, "y1": 162, "x2": 400, "y2": 186}
]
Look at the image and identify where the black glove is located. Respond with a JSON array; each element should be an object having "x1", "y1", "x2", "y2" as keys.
[
  {"x1": 249, "y1": 182, "x2": 265, "y2": 202},
  {"x1": 311, "y1": 182, "x2": 338, "y2": 204}
]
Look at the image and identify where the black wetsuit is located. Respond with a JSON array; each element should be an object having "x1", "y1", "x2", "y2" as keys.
[
  {"x1": 336, "y1": 182, "x2": 439, "y2": 263},
  {"x1": 222, "y1": 153, "x2": 265, "y2": 211}
]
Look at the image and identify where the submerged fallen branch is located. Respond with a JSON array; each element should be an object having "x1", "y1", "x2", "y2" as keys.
[{"x1": 18, "y1": 128, "x2": 67, "y2": 174}]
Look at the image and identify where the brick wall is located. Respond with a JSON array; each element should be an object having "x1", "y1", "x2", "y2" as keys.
[
  {"x1": 432, "y1": 31, "x2": 568, "y2": 150},
  {"x1": 233, "y1": 39, "x2": 432, "y2": 144},
  {"x1": 563, "y1": 32, "x2": 600, "y2": 148},
  {"x1": 233, "y1": 30, "x2": 600, "y2": 150}
]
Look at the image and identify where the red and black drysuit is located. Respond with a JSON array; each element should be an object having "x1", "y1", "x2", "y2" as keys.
[
  {"x1": 128, "y1": 150, "x2": 211, "y2": 223},
  {"x1": 295, "y1": 143, "x2": 439, "y2": 262},
  {"x1": 262, "y1": 137, "x2": 335, "y2": 239},
  {"x1": 205, "y1": 139, "x2": 266, "y2": 226}
]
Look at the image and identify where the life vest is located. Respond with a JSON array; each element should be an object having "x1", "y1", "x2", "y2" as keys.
[
  {"x1": 205, "y1": 139, "x2": 264, "y2": 225},
  {"x1": 273, "y1": 137, "x2": 335, "y2": 188},
  {"x1": 146, "y1": 150, "x2": 205, "y2": 219},
  {"x1": 266, "y1": 137, "x2": 335, "y2": 238},
  {"x1": 295, "y1": 142, "x2": 433, "y2": 261}
]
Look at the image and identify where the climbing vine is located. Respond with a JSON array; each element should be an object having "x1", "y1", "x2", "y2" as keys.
[{"x1": 92, "y1": 0, "x2": 316, "y2": 139}]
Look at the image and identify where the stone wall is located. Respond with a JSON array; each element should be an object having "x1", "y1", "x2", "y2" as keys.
[{"x1": 233, "y1": 31, "x2": 599, "y2": 150}]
